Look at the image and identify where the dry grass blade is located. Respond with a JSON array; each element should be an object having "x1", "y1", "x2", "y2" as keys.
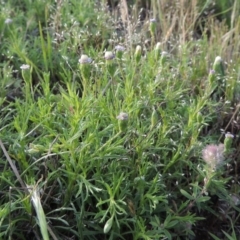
[
  {"x1": 0, "y1": 139, "x2": 27, "y2": 192},
  {"x1": 120, "y1": 0, "x2": 133, "y2": 47},
  {"x1": 120, "y1": 0, "x2": 129, "y2": 25}
]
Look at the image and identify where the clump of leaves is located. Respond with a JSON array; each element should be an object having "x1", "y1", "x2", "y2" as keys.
[{"x1": 1, "y1": 0, "x2": 240, "y2": 239}]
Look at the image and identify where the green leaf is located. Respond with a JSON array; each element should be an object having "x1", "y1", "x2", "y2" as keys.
[
  {"x1": 196, "y1": 196, "x2": 211, "y2": 203},
  {"x1": 222, "y1": 230, "x2": 236, "y2": 240},
  {"x1": 163, "y1": 229, "x2": 172, "y2": 240},
  {"x1": 166, "y1": 220, "x2": 179, "y2": 229},
  {"x1": 103, "y1": 217, "x2": 113, "y2": 234},
  {"x1": 180, "y1": 189, "x2": 194, "y2": 200},
  {"x1": 208, "y1": 232, "x2": 222, "y2": 240}
]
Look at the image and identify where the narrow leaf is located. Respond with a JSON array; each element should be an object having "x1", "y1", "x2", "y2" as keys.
[
  {"x1": 180, "y1": 189, "x2": 194, "y2": 200},
  {"x1": 103, "y1": 217, "x2": 113, "y2": 234}
]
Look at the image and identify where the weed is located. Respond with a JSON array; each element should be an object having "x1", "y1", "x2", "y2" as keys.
[{"x1": 0, "y1": 0, "x2": 240, "y2": 239}]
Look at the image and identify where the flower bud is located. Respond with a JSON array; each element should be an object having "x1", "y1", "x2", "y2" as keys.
[
  {"x1": 155, "y1": 42, "x2": 161, "y2": 60},
  {"x1": 197, "y1": 112, "x2": 203, "y2": 123},
  {"x1": 208, "y1": 56, "x2": 225, "y2": 99},
  {"x1": 115, "y1": 45, "x2": 125, "y2": 59},
  {"x1": 79, "y1": 54, "x2": 92, "y2": 64},
  {"x1": 149, "y1": 19, "x2": 156, "y2": 37},
  {"x1": 135, "y1": 45, "x2": 142, "y2": 64},
  {"x1": 208, "y1": 69, "x2": 215, "y2": 88},
  {"x1": 213, "y1": 56, "x2": 225, "y2": 83},
  {"x1": 20, "y1": 64, "x2": 32, "y2": 100},
  {"x1": 5, "y1": 18, "x2": 13, "y2": 24},
  {"x1": 104, "y1": 51, "x2": 115, "y2": 61},
  {"x1": 117, "y1": 112, "x2": 128, "y2": 132},
  {"x1": 79, "y1": 54, "x2": 92, "y2": 82},
  {"x1": 160, "y1": 51, "x2": 168, "y2": 67},
  {"x1": 213, "y1": 56, "x2": 225, "y2": 77},
  {"x1": 20, "y1": 64, "x2": 31, "y2": 83},
  {"x1": 150, "y1": 108, "x2": 158, "y2": 130},
  {"x1": 224, "y1": 133, "x2": 234, "y2": 153},
  {"x1": 105, "y1": 51, "x2": 116, "y2": 77}
]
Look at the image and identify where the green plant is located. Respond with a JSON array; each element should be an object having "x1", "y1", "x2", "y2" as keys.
[{"x1": 0, "y1": 0, "x2": 240, "y2": 239}]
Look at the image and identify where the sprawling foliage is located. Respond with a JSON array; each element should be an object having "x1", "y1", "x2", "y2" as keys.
[{"x1": 0, "y1": 0, "x2": 240, "y2": 239}]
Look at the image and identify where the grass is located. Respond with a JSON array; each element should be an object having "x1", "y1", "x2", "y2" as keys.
[{"x1": 0, "y1": 0, "x2": 240, "y2": 239}]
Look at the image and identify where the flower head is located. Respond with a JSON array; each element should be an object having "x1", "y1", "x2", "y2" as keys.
[
  {"x1": 150, "y1": 18, "x2": 156, "y2": 23},
  {"x1": 115, "y1": 45, "x2": 125, "y2": 59},
  {"x1": 117, "y1": 112, "x2": 128, "y2": 121},
  {"x1": 225, "y1": 133, "x2": 234, "y2": 139},
  {"x1": 104, "y1": 51, "x2": 115, "y2": 60},
  {"x1": 20, "y1": 64, "x2": 30, "y2": 70},
  {"x1": 20, "y1": 64, "x2": 31, "y2": 85},
  {"x1": 115, "y1": 45, "x2": 125, "y2": 52},
  {"x1": 209, "y1": 69, "x2": 215, "y2": 75},
  {"x1": 202, "y1": 144, "x2": 225, "y2": 170},
  {"x1": 79, "y1": 55, "x2": 92, "y2": 64},
  {"x1": 5, "y1": 18, "x2": 13, "y2": 24}
]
